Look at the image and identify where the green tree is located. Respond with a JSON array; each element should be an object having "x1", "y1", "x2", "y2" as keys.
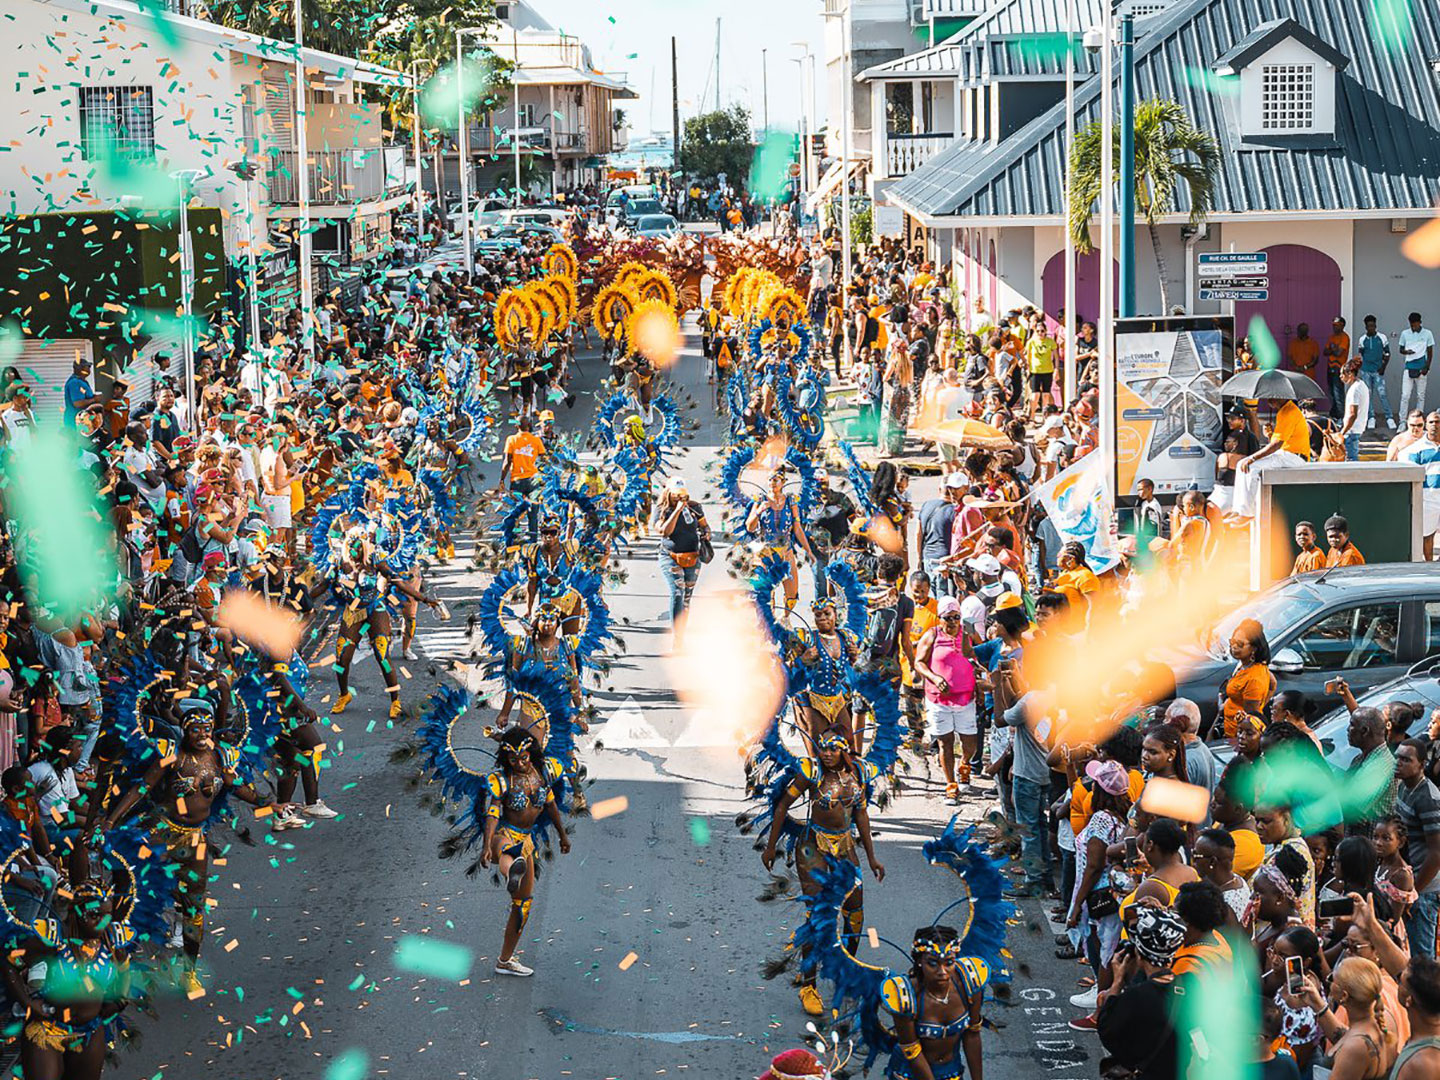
[
  {"x1": 679, "y1": 105, "x2": 754, "y2": 187},
  {"x1": 1067, "y1": 97, "x2": 1220, "y2": 313}
]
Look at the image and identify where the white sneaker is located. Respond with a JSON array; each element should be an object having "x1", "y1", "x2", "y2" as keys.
[
  {"x1": 272, "y1": 807, "x2": 304, "y2": 831},
  {"x1": 1388, "y1": 418, "x2": 1398, "y2": 430},
  {"x1": 404, "y1": 646, "x2": 420, "y2": 661},
  {"x1": 494, "y1": 957, "x2": 534, "y2": 977},
  {"x1": 167, "y1": 923, "x2": 184, "y2": 950},
  {"x1": 1070, "y1": 986, "x2": 1098, "y2": 1010},
  {"x1": 303, "y1": 800, "x2": 340, "y2": 819}
]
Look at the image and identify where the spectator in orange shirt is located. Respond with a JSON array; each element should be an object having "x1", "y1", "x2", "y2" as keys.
[
  {"x1": 1292, "y1": 520, "x2": 1326, "y2": 575},
  {"x1": 1324, "y1": 514, "x2": 1366, "y2": 567},
  {"x1": 497, "y1": 415, "x2": 547, "y2": 542},
  {"x1": 1325, "y1": 317, "x2": 1351, "y2": 420},
  {"x1": 1288, "y1": 323, "x2": 1321, "y2": 384}
]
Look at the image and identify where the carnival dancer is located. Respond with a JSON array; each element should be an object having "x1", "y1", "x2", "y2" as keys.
[
  {"x1": 519, "y1": 514, "x2": 585, "y2": 636},
  {"x1": 101, "y1": 700, "x2": 274, "y2": 994},
  {"x1": 879, "y1": 928, "x2": 989, "y2": 1080},
  {"x1": 788, "y1": 819, "x2": 1012, "y2": 1079},
  {"x1": 326, "y1": 521, "x2": 443, "y2": 719},
  {"x1": 746, "y1": 468, "x2": 818, "y2": 616},
  {"x1": 415, "y1": 416, "x2": 466, "y2": 563},
  {"x1": 1, "y1": 839, "x2": 137, "y2": 1080},
  {"x1": 761, "y1": 727, "x2": 885, "y2": 1016},
  {"x1": 789, "y1": 596, "x2": 863, "y2": 750},
  {"x1": 479, "y1": 725, "x2": 571, "y2": 977},
  {"x1": 494, "y1": 603, "x2": 587, "y2": 741}
]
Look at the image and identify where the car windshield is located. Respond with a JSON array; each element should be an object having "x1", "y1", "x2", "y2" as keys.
[
  {"x1": 629, "y1": 200, "x2": 664, "y2": 215},
  {"x1": 1203, "y1": 583, "x2": 1324, "y2": 659},
  {"x1": 1310, "y1": 677, "x2": 1440, "y2": 768},
  {"x1": 637, "y1": 216, "x2": 675, "y2": 231}
]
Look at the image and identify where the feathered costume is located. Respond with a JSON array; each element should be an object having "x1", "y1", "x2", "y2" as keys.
[{"x1": 789, "y1": 818, "x2": 1014, "y2": 1073}]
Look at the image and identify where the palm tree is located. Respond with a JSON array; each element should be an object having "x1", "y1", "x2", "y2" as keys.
[{"x1": 1067, "y1": 98, "x2": 1220, "y2": 313}]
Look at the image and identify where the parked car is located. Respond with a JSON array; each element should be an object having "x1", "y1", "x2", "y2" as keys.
[
  {"x1": 630, "y1": 213, "x2": 680, "y2": 238},
  {"x1": 1166, "y1": 565, "x2": 1440, "y2": 729},
  {"x1": 475, "y1": 223, "x2": 561, "y2": 255}
]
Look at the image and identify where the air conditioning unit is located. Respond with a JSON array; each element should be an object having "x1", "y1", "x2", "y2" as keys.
[{"x1": 495, "y1": 2, "x2": 511, "y2": 20}]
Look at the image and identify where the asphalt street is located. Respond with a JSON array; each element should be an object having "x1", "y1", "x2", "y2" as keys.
[{"x1": 124, "y1": 303, "x2": 1096, "y2": 1080}]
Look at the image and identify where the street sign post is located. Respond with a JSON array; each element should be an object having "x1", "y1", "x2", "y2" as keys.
[{"x1": 1199, "y1": 251, "x2": 1268, "y2": 302}]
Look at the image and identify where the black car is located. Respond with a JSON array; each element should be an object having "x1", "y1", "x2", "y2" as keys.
[
  {"x1": 1167, "y1": 564, "x2": 1440, "y2": 726},
  {"x1": 621, "y1": 198, "x2": 666, "y2": 224}
]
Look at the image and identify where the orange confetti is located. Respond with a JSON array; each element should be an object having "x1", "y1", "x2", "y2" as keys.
[
  {"x1": 632, "y1": 306, "x2": 681, "y2": 369},
  {"x1": 1402, "y1": 214, "x2": 1440, "y2": 269},
  {"x1": 867, "y1": 927, "x2": 879, "y2": 950},
  {"x1": 216, "y1": 590, "x2": 302, "y2": 659},
  {"x1": 666, "y1": 585, "x2": 786, "y2": 750},
  {"x1": 1140, "y1": 777, "x2": 1211, "y2": 824},
  {"x1": 590, "y1": 796, "x2": 629, "y2": 820},
  {"x1": 618, "y1": 951, "x2": 639, "y2": 971}
]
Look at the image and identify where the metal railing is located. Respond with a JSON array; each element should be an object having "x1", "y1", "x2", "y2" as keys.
[
  {"x1": 885, "y1": 132, "x2": 954, "y2": 177},
  {"x1": 265, "y1": 148, "x2": 405, "y2": 205},
  {"x1": 919, "y1": 0, "x2": 986, "y2": 18},
  {"x1": 466, "y1": 126, "x2": 588, "y2": 153}
]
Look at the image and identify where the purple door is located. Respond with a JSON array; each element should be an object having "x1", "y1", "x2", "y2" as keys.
[
  {"x1": 1042, "y1": 250, "x2": 1119, "y2": 327},
  {"x1": 1235, "y1": 244, "x2": 1342, "y2": 366}
]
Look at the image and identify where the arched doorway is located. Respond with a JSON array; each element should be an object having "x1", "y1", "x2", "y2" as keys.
[
  {"x1": 1042, "y1": 250, "x2": 1119, "y2": 327},
  {"x1": 1235, "y1": 244, "x2": 1343, "y2": 366}
]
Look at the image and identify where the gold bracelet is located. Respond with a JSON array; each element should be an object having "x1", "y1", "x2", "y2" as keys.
[{"x1": 901, "y1": 1041, "x2": 924, "y2": 1061}]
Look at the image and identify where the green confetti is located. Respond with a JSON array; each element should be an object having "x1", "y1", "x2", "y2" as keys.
[
  {"x1": 689, "y1": 818, "x2": 711, "y2": 846},
  {"x1": 748, "y1": 130, "x2": 799, "y2": 203},
  {"x1": 1174, "y1": 929, "x2": 1259, "y2": 1080},
  {"x1": 1369, "y1": 0, "x2": 1414, "y2": 54},
  {"x1": 3, "y1": 423, "x2": 115, "y2": 623},
  {"x1": 1246, "y1": 315, "x2": 1281, "y2": 371},
  {"x1": 392, "y1": 935, "x2": 473, "y2": 981},
  {"x1": 325, "y1": 1048, "x2": 370, "y2": 1080}
]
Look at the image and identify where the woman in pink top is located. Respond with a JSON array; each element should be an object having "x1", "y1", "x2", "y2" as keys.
[{"x1": 913, "y1": 597, "x2": 979, "y2": 805}]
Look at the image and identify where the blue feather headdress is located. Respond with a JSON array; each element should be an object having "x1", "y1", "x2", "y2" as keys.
[{"x1": 837, "y1": 441, "x2": 878, "y2": 518}]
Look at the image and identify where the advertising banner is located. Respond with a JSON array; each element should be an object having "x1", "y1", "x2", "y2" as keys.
[{"x1": 1114, "y1": 316, "x2": 1234, "y2": 496}]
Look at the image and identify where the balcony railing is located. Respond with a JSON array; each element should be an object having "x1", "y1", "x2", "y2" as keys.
[
  {"x1": 265, "y1": 148, "x2": 404, "y2": 206},
  {"x1": 466, "y1": 126, "x2": 588, "y2": 154},
  {"x1": 885, "y1": 132, "x2": 953, "y2": 177},
  {"x1": 918, "y1": 0, "x2": 986, "y2": 18}
]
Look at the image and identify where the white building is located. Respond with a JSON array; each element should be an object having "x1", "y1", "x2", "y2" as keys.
[
  {"x1": 0, "y1": 0, "x2": 410, "y2": 405},
  {"x1": 455, "y1": 0, "x2": 635, "y2": 198},
  {"x1": 872, "y1": 0, "x2": 1440, "y2": 412}
]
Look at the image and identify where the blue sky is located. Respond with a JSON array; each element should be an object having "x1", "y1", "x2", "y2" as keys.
[{"x1": 539, "y1": 0, "x2": 828, "y2": 135}]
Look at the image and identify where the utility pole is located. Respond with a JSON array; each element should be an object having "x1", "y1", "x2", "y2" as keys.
[
  {"x1": 411, "y1": 61, "x2": 425, "y2": 246},
  {"x1": 1119, "y1": 13, "x2": 1137, "y2": 317},
  {"x1": 1062, "y1": 0, "x2": 1077, "y2": 405},
  {"x1": 761, "y1": 48, "x2": 768, "y2": 132},
  {"x1": 671, "y1": 36, "x2": 681, "y2": 162},
  {"x1": 714, "y1": 19, "x2": 721, "y2": 111},
  {"x1": 512, "y1": 26, "x2": 522, "y2": 207}
]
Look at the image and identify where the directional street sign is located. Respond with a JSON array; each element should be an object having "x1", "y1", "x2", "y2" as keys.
[
  {"x1": 1200, "y1": 277, "x2": 1269, "y2": 290},
  {"x1": 1199, "y1": 252, "x2": 1269, "y2": 301},
  {"x1": 1199, "y1": 287, "x2": 1270, "y2": 301}
]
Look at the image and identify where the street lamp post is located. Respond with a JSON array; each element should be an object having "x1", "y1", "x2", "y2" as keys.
[
  {"x1": 512, "y1": 27, "x2": 523, "y2": 209},
  {"x1": 1098, "y1": 6, "x2": 1117, "y2": 503},
  {"x1": 292, "y1": 0, "x2": 314, "y2": 355},
  {"x1": 822, "y1": 2, "x2": 854, "y2": 373},
  {"x1": 456, "y1": 28, "x2": 484, "y2": 277},
  {"x1": 412, "y1": 61, "x2": 426, "y2": 249},
  {"x1": 1119, "y1": 13, "x2": 1137, "y2": 317},
  {"x1": 170, "y1": 169, "x2": 203, "y2": 425}
]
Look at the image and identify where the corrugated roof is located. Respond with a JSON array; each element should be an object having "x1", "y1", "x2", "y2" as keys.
[
  {"x1": 1212, "y1": 17, "x2": 1348, "y2": 74},
  {"x1": 887, "y1": 0, "x2": 1440, "y2": 221}
]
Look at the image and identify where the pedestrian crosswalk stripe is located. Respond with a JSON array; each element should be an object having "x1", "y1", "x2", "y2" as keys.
[{"x1": 598, "y1": 695, "x2": 668, "y2": 747}]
